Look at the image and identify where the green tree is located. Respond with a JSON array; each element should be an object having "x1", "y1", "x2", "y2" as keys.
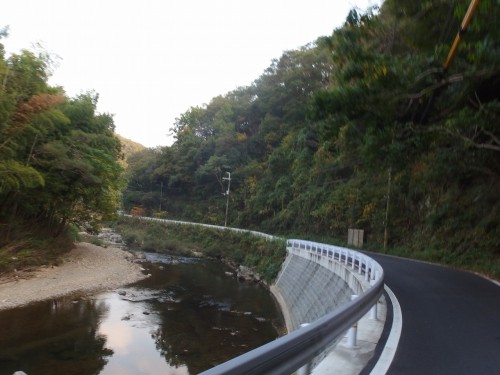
[
  {"x1": 0, "y1": 44, "x2": 124, "y2": 239},
  {"x1": 121, "y1": 2, "x2": 499, "y2": 276}
]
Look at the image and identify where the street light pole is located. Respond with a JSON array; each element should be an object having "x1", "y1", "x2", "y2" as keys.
[{"x1": 222, "y1": 171, "x2": 231, "y2": 227}]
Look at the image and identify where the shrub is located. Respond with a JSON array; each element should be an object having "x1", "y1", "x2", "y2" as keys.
[{"x1": 114, "y1": 217, "x2": 287, "y2": 282}]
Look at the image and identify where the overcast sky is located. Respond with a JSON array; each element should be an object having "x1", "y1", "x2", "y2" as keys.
[{"x1": 1, "y1": 0, "x2": 380, "y2": 147}]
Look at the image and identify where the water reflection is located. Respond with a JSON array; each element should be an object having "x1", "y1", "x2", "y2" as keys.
[
  {"x1": 0, "y1": 298, "x2": 111, "y2": 375},
  {"x1": 0, "y1": 254, "x2": 283, "y2": 375},
  {"x1": 96, "y1": 294, "x2": 188, "y2": 375}
]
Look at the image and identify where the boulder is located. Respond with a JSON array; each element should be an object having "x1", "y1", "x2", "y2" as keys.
[{"x1": 237, "y1": 266, "x2": 261, "y2": 283}]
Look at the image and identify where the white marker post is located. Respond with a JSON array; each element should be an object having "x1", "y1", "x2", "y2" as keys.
[{"x1": 347, "y1": 294, "x2": 359, "y2": 347}]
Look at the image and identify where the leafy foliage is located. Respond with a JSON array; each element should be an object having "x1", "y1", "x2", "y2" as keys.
[
  {"x1": 115, "y1": 217, "x2": 286, "y2": 282},
  {"x1": 122, "y1": 1, "x2": 499, "y2": 277},
  {"x1": 0, "y1": 32, "x2": 124, "y2": 261}
]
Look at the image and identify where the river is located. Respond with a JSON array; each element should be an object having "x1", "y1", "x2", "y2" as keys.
[{"x1": 0, "y1": 253, "x2": 284, "y2": 375}]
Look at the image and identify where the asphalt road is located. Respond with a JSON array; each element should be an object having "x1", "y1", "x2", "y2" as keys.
[{"x1": 368, "y1": 253, "x2": 500, "y2": 375}]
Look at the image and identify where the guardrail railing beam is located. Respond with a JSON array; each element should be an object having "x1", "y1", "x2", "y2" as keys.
[{"x1": 121, "y1": 216, "x2": 384, "y2": 375}]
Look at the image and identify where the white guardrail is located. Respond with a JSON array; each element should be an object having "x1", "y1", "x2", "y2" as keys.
[
  {"x1": 122, "y1": 214, "x2": 384, "y2": 375},
  {"x1": 124, "y1": 214, "x2": 275, "y2": 240},
  {"x1": 286, "y1": 238, "x2": 382, "y2": 283}
]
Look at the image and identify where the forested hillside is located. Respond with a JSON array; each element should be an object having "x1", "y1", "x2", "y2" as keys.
[
  {"x1": 123, "y1": 1, "x2": 499, "y2": 277},
  {"x1": 116, "y1": 134, "x2": 145, "y2": 168},
  {"x1": 0, "y1": 28, "x2": 123, "y2": 271}
]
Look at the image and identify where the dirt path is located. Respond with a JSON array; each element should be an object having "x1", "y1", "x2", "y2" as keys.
[{"x1": 0, "y1": 242, "x2": 146, "y2": 311}]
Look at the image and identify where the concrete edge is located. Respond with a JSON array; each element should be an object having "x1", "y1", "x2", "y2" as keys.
[
  {"x1": 369, "y1": 285, "x2": 402, "y2": 375},
  {"x1": 475, "y1": 272, "x2": 500, "y2": 287},
  {"x1": 311, "y1": 294, "x2": 387, "y2": 375},
  {"x1": 269, "y1": 284, "x2": 294, "y2": 333}
]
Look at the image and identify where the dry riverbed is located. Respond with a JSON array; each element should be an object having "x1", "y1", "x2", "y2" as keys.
[{"x1": 0, "y1": 242, "x2": 146, "y2": 311}]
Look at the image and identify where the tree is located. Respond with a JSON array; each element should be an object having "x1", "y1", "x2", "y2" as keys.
[
  {"x1": 121, "y1": 3, "x2": 499, "y2": 275},
  {"x1": 0, "y1": 43, "x2": 124, "y2": 238}
]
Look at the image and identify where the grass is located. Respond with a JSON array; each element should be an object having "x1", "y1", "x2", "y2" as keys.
[
  {"x1": 0, "y1": 224, "x2": 76, "y2": 274},
  {"x1": 2, "y1": 214, "x2": 496, "y2": 282},
  {"x1": 113, "y1": 217, "x2": 287, "y2": 283},
  {"x1": 114, "y1": 216, "x2": 500, "y2": 281},
  {"x1": 363, "y1": 236, "x2": 500, "y2": 281}
]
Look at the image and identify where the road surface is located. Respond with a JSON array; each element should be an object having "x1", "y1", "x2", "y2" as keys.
[{"x1": 369, "y1": 253, "x2": 500, "y2": 375}]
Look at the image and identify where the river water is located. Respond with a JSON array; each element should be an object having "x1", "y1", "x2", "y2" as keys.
[{"x1": 0, "y1": 253, "x2": 284, "y2": 375}]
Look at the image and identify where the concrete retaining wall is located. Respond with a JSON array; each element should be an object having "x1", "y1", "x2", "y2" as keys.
[{"x1": 272, "y1": 246, "x2": 368, "y2": 332}]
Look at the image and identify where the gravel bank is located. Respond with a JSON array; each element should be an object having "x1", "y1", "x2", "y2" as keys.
[{"x1": 0, "y1": 242, "x2": 146, "y2": 311}]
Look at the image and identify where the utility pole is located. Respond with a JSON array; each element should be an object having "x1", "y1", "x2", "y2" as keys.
[
  {"x1": 222, "y1": 171, "x2": 231, "y2": 227},
  {"x1": 383, "y1": 167, "x2": 392, "y2": 249}
]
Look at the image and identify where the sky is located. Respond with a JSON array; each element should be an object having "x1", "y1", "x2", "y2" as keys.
[{"x1": 1, "y1": 0, "x2": 380, "y2": 147}]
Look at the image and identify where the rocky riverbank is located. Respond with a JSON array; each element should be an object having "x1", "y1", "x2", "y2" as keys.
[{"x1": 0, "y1": 242, "x2": 147, "y2": 311}]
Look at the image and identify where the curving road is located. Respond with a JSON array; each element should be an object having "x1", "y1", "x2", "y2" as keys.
[
  {"x1": 368, "y1": 253, "x2": 500, "y2": 375},
  {"x1": 126, "y1": 216, "x2": 499, "y2": 374}
]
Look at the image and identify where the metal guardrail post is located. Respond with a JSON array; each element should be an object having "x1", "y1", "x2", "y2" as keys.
[
  {"x1": 121, "y1": 218, "x2": 385, "y2": 375},
  {"x1": 296, "y1": 323, "x2": 312, "y2": 375},
  {"x1": 370, "y1": 278, "x2": 379, "y2": 320},
  {"x1": 347, "y1": 294, "x2": 359, "y2": 348}
]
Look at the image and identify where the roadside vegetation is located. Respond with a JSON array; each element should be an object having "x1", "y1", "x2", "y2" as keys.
[
  {"x1": 0, "y1": 225, "x2": 77, "y2": 274},
  {"x1": 122, "y1": 1, "x2": 499, "y2": 280},
  {"x1": 1, "y1": 1, "x2": 498, "y2": 281},
  {"x1": 113, "y1": 216, "x2": 286, "y2": 283},
  {"x1": 0, "y1": 27, "x2": 124, "y2": 273}
]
